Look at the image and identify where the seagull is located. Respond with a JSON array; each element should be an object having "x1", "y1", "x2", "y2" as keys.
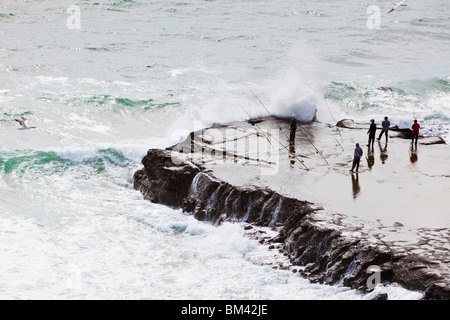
[
  {"x1": 14, "y1": 116, "x2": 36, "y2": 130},
  {"x1": 388, "y1": 0, "x2": 407, "y2": 14}
]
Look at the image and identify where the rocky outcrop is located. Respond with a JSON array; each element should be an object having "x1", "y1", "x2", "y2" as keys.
[
  {"x1": 336, "y1": 119, "x2": 446, "y2": 145},
  {"x1": 133, "y1": 149, "x2": 200, "y2": 207},
  {"x1": 134, "y1": 118, "x2": 450, "y2": 299},
  {"x1": 134, "y1": 149, "x2": 319, "y2": 227},
  {"x1": 183, "y1": 172, "x2": 319, "y2": 227}
]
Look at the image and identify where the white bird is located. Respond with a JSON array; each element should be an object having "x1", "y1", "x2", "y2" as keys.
[
  {"x1": 14, "y1": 116, "x2": 36, "y2": 130},
  {"x1": 388, "y1": 0, "x2": 407, "y2": 14}
]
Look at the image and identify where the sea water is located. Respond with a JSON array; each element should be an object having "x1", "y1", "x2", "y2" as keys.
[{"x1": 1, "y1": 0, "x2": 448, "y2": 299}]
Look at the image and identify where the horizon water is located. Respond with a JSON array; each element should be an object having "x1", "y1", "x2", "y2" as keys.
[{"x1": 1, "y1": 0, "x2": 449, "y2": 299}]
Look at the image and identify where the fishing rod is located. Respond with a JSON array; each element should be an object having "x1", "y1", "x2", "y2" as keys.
[
  {"x1": 247, "y1": 86, "x2": 273, "y2": 118},
  {"x1": 301, "y1": 128, "x2": 329, "y2": 165},
  {"x1": 335, "y1": 138, "x2": 344, "y2": 151},
  {"x1": 271, "y1": 133, "x2": 310, "y2": 171},
  {"x1": 235, "y1": 102, "x2": 275, "y2": 152},
  {"x1": 246, "y1": 86, "x2": 297, "y2": 142},
  {"x1": 236, "y1": 102, "x2": 310, "y2": 171},
  {"x1": 336, "y1": 126, "x2": 344, "y2": 143},
  {"x1": 247, "y1": 86, "x2": 329, "y2": 166},
  {"x1": 273, "y1": 133, "x2": 310, "y2": 171},
  {"x1": 323, "y1": 98, "x2": 344, "y2": 144}
]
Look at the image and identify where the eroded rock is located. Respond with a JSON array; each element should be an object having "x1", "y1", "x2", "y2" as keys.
[{"x1": 134, "y1": 117, "x2": 450, "y2": 299}]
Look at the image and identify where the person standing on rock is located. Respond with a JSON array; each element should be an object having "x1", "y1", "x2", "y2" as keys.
[
  {"x1": 350, "y1": 143, "x2": 363, "y2": 172},
  {"x1": 411, "y1": 119, "x2": 420, "y2": 147},
  {"x1": 367, "y1": 119, "x2": 376, "y2": 149},
  {"x1": 290, "y1": 114, "x2": 297, "y2": 144},
  {"x1": 377, "y1": 116, "x2": 390, "y2": 142}
]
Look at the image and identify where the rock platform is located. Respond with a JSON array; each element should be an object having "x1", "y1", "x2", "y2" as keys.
[{"x1": 134, "y1": 116, "x2": 450, "y2": 299}]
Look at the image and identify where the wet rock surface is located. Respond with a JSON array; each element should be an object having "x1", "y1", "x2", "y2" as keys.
[
  {"x1": 134, "y1": 117, "x2": 450, "y2": 299},
  {"x1": 336, "y1": 119, "x2": 446, "y2": 145}
]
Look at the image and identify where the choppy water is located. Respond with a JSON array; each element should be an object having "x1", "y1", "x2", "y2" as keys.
[{"x1": 1, "y1": 0, "x2": 448, "y2": 299}]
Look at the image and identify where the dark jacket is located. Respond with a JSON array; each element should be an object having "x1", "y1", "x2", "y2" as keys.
[
  {"x1": 368, "y1": 123, "x2": 376, "y2": 136},
  {"x1": 354, "y1": 143, "x2": 363, "y2": 159},
  {"x1": 290, "y1": 118, "x2": 297, "y2": 131},
  {"x1": 381, "y1": 119, "x2": 390, "y2": 132}
]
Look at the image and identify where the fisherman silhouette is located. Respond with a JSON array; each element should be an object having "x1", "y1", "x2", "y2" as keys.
[
  {"x1": 377, "y1": 116, "x2": 390, "y2": 142},
  {"x1": 367, "y1": 119, "x2": 376, "y2": 149},
  {"x1": 289, "y1": 114, "x2": 297, "y2": 144},
  {"x1": 350, "y1": 143, "x2": 363, "y2": 172},
  {"x1": 411, "y1": 119, "x2": 420, "y2": 147}
]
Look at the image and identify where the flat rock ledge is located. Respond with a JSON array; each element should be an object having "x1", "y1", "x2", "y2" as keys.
[
  {"x1": 336, "y1": 119, "x2": 446, "y2": 145},
  {"x1": 134, "y1": 120, "x2": 449, "y2": 300}
]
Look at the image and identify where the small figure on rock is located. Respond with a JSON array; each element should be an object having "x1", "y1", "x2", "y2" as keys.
[
  {"x1": 377, "y1": 116, "x2": 390, "y2": 142},
  {"x1": 411, "y1": 119, "x2": 420, "y2": 147},
  {"x1": 350, "y1": 143, "x2": 363, "y2": 172},
  {"x1": 290, "y1": 114, "x2": 297, "y2": 144},
  {"x1": 367, "y1": 119, "x2": 377, "y2": 149}
]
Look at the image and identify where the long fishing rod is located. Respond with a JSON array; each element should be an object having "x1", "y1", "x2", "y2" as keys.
[
  {"x1": 235, "y1": 102, "x2": 275, "y2": 152},
  {"x1": 272, "y1": 132, "x2": 310, "y2": 171},
  {"x1": 301, "y1": 128, "x2": 329, "y2": 165},
  {"x1": 247, "y1": 86, "x2": 273, "y2": 118},
  {"x1": 335, "y1": 138, "x2": 344, "y2": 151},
  {"x1": 273, "y1": 132, "x2": 310, "y2": 171},
  {"x1": 236, "y1": 102, "x2": 310, "y2": 171},
  {"x1": 272, "y1": 133, "x2": 310, "y2": 171},
  {"x1": 246, "y1": 86, "x2": 297, "y2": 142},
  {"x1": 323, "y1": 99, "x2": 344, "y2": 143},
  {"x1": 247, "y1": 86, "x2": 329, "y2": 166}
]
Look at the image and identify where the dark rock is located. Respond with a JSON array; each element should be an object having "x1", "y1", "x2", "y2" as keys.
[
  {"x1": 424, "y1": 282, "x2": 450, "y2": 300},
  {"x1": 181, "y1": 171, "x2": 319, "y2": 227},
  {"x1": 419, "y1": 136, "x2": 446, "y2": 145},
  {"x1": 336, "y1": 119, "x2": 445, "y2": 145},
  {"x1": 133, "y1": 149, "x2": 200, "y2": 207},
  {"x1": 247, "y1": 118, "x2": 265, "y2": 126},
  {"x1": 372, "y1": 292, "x2": 389, "y2": 300},
  {"x1": 133, "y1": 118, "x2": 450, "y2": 299},
  {"x1": 390, "y1": 254, "x2": 450, "y2": 298},
  {"x1": 133, "y1": 148, "x2": 401, "y2": 293}
]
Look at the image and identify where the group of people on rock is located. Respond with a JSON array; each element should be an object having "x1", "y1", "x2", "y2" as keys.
[
  {"x1": 350, "y1": 116, "x2": 421, "y2": 172},
  {"x1": 288, "y1": 114, "x2": 421, "y2": 173}
]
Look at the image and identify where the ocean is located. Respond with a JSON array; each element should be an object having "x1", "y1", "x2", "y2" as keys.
[{"x1": 1, "y1": 0, "x2": 448, "y2": 299}]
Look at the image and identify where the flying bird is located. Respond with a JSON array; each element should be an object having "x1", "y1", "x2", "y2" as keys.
[
  {"x1": 388, "y1": 0, "x2": 407, "y2": 14},
  {"x1": 14, "y1": 116, "x2": 36, "y2": 130}
]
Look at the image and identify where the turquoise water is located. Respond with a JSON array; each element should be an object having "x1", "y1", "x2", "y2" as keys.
[{"x1": 1, "y1": 0, "x2": 447, "y2": 299}]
